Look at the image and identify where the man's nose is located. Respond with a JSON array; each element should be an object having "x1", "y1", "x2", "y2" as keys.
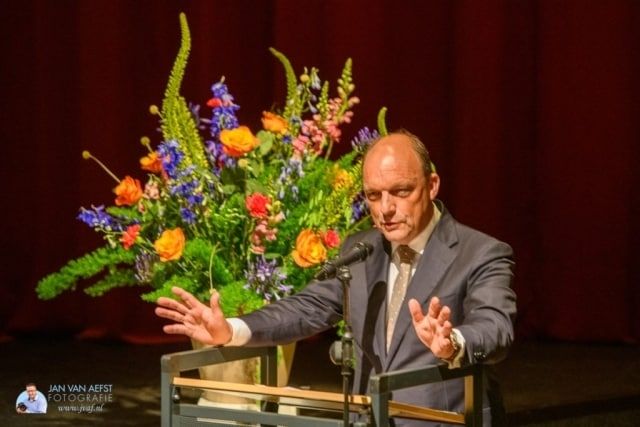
[{"x1": 380, "y1": 193, "x2": 395, "y2": 215}]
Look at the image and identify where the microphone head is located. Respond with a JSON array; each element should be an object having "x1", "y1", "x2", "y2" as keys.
[
  {"x1": 313, "y1": 241, "x2": 374, "y2": 281},
  {"x1": 353, "y1": 241, "x2": 374, "y2": 259}
]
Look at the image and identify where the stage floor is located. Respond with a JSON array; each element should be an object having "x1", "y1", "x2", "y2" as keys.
[{"x1": 2, "y1": 334, "x2": 639, "y2": 426}]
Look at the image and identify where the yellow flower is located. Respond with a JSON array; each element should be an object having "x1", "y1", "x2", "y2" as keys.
[
  {"x1": 219, "y1": 126, "x2": 259, "y2": 157},
  {"x1": 291, "y1": 229, "x2": 327, "y2": 267},
  {"x1": 154, "y1": 228, "x2": 186, "y2": 262},
  {"x1": 261, "y1": 111, "x2": 288, "y2": 134},
  {"x1": 332, "y1": 167, "x2": 353, "y2": 190}
]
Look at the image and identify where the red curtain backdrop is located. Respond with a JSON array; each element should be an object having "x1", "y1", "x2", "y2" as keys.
[{"x1": 1, "y1": 0, "x2": 638, "y2": 343}]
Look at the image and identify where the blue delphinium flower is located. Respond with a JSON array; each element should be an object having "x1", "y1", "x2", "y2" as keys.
[
  {"x1": 244, "y1": 257, "x2": 291, "y2": 301},
  {"x1": 180, "y1": 207, "x2": 197, "y2": 225},
  {"x1": 77, "y1": 205, "x2": 124, "y2": 231},
  {"x1": 205, "y1": 80, "x2": 241, "y2": 175},
  {"x1": 157, "y1": 140, "x2": 184, "y2": 180},
  {"x1": 208, "y1": 80, "x2": 240, "y2": 139},
  {"x1": 158, "y1": 140, "x2": 206, "y2": 220}
]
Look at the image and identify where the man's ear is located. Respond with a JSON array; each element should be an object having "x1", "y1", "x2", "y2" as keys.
[{"x1": 429, "y1": 173, "x2": 440, "y2": 200}]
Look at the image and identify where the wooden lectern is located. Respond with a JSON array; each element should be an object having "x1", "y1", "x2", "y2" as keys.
[{"x1": 161, "y1": 345, "x2": 483, "y2": 426}]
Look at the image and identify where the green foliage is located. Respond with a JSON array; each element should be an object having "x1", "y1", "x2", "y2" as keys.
[
  {"x1": 160, "y1": 13, "x2": 209, "y2": 171},
  {"x1": 84, "y1": 270, "x2": 139, "y2": 297},
  {"x1": 36, "y1": 247, "x2": 136, "y2": 299},
  {"x1": 269, "y1": 47, "x2": 299, "y2": 120},
  {"x1": 39, "y1": 13, "x2": 379, "y2": 320},
  {"x1": 377, "y1": 106, "x2": 388, "y2": 136}
]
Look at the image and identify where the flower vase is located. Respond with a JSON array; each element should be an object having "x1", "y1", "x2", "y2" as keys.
[
  {"x1": 190, "y1": 340, "x2": 296, "y2": 408},
  {"x1": 191, "y1": 340, "x2": 260, "y2": 409}
]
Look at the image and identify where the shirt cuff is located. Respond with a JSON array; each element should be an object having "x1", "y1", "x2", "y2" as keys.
[
  {"x1": 445, "y1": 328, "x2": 466, "y2": 368},
  {"x1": 225, "y1": 318, "x2": 252, "y2": 346}
]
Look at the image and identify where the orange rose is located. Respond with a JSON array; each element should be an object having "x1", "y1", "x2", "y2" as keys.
[
  {"x1": 140, "y1": 151, "x2": 163, "y2": 174},
  {"x1": 154, "y1": 228, "x2": 186, "y2": 262},
  {"x1": 261, "y1": 111, "x2": 288, "y2": 134},
  {"x1": 292, "y1": 229, "x2": 327, "y2": 267},
  {"x1": 121, "y1": 224, "x2": 141, "y2": 250},
  {"x1": 114, "y1": 176, "x2": 143, "y2": 206},
  {"x1": 219, "y1": 126, "x2": 259, "y2": 157}
]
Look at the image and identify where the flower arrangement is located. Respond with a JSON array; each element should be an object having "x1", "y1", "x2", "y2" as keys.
[{"x1": 36, "y1": 14, "x2": 385, "y2": 317}]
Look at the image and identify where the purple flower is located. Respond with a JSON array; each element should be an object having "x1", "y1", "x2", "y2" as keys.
[
  {"x1": 244, "y1": 257, "x2": 291, "y2": 301},
  {"x1": 157, "y1": 140, "x2": 184, "y2": 180},
  {"x1": 180, "y1": 207, "x2": 197, "y2": 224},
  {"x1": 350, "y1": 127, "x2": 379, "y2": 152},
  {"x1": 77, "y1": 205, "x2": 124, "y2": 231},
  {"x1": 208, "y1": 80, "x2": 240, "y2": 139},
  {"x1": 351, "y1": 192, "x2": 369, "y2": 223}
]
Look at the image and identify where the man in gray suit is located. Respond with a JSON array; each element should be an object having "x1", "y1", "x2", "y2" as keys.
[{"x1": 156, "y1": 131, "x2": 516, "y2": 426}]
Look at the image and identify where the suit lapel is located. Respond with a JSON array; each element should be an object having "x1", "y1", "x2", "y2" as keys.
[
  {"x1": 384, "y1": 209, "x2": 459, "y2": 368},
  {"x1": 365, "y1": 234, "x2": 391, "y2": 370}
]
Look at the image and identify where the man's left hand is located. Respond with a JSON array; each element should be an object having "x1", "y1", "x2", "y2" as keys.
[{"x1": 409, "y1": 296, "x2": 457, "y2": 359}]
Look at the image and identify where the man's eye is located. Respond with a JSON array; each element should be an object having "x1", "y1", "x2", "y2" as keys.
[
  {"x1": 366, "y1": 192, "x2": 380, "y2": 201},
  {"x1": 393, "y1": 189, "x2": 411, "y2": 197}
]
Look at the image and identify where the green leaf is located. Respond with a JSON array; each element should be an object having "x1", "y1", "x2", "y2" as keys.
[{"x1": 257, "y1": 131, "x2": 275, "y2": 155}]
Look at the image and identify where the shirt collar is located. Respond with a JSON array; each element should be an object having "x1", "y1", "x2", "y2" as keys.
[{"x1": 391, "y1": 202, "x2": 441, "y2": 257}]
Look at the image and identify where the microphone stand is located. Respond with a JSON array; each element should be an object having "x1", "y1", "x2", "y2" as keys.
[{"x1": 337, "y1": 266, "x2": 354, "y2": 427}]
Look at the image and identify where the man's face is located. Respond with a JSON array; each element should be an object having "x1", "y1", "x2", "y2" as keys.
[
  {"x1": 363, "y1": 135, "x2": 439, "y2": 245},
  {"x1": 26, "y1": 386, "x2": 37, "y2": 400}
]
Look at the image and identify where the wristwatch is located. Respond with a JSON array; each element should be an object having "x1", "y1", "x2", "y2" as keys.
[{"x1": 445, "y1": 330, "x2": 462, "y2": 361}]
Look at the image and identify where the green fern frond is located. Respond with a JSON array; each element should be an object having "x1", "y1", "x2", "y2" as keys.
[
  {"x1": 160, "y1": 13, "x2": 209, "y2": 171},
  {"x1": 141, "y1": 274, "x2": 197, "y2": 303},
  {"x1": 84, "y1": 269, "x2": 139, "y2": 297},
  {"x1": 269, "y1": 47, "x2": 299, "y2": 120},
  {"x1": 36, "y1": 246, "x2": 136, "y2": 300}
]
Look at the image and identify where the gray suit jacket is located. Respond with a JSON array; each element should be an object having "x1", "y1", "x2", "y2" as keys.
[{"x1": 241, "y1": 201, "x2": 516, "y2": 426}]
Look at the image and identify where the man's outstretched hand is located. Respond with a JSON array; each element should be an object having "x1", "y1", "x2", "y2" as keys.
[
  {"x1": 155, "y1": 286, "x2": 232, "y2": 346},
  {"x1": 409, "y1": 296, "x2": 457, "y2": 360}
]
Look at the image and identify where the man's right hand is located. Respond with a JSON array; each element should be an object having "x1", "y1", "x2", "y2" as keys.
[{"x1": 155, "y1": 286, "x2": 232, "y2": 346}]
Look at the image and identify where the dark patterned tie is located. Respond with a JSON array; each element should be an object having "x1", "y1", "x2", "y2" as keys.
[{"x1": 386, "y1": 245, "x2": 417, "y2": 350}]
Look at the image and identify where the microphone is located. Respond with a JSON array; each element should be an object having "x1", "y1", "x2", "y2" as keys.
[{"x1": 314, "y1": 242, "x2": 373, "y2": 280}]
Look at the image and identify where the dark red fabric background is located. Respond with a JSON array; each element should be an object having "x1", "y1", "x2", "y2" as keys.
[{"x1": 1, "y1": 1, "x2": 638, "y2": 343}]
